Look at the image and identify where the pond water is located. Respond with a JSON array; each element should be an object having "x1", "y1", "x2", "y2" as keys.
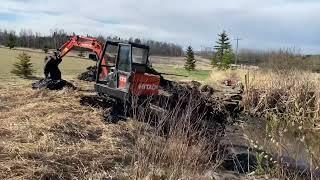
[{"x1": 241, "y1": 116, "x2": 320, "y2": 175}]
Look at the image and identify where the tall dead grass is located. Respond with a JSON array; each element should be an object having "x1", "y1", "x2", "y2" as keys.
[
  {"x1": 208, "y1": 67, "x2": 320, "y2": 178},
  {"x1": 243, "y1": 70, "x2": 320, "y2": 130},
  {"x1": 129, "y1": 94, "x2": 226, "y2": 179},
  {"x1": 243, "y1": 69, "x2": 320, "y2": 178},
  {"x1": 0, "y1": 84, "x2": 136, "y2": 179},
  {"x1": 0, "y1": 80, "x2": 230, "y2": 179}
]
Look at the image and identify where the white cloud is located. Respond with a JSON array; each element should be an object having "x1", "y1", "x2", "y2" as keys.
[{"x1": 0, "y1": 0, "x2": 319, "y2": 53}]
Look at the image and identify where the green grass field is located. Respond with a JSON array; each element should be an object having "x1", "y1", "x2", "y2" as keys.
[
  {"x1": 0, "y1": 47, "x2": 95, "y2": 84},
  {"x1": 0, "y1": 47, "x2": 211, "y2": 84},
  {"x1": 153, "y1": 65, "x2": 211, "y2": 82}
]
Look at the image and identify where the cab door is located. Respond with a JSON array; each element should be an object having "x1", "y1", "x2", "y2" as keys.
[
  {"x1": 97, "y1": 41, "x2": 118, "y2": 88},
  {"x1": 116, "y1": 44, "x2": 132, "y2": 92}
]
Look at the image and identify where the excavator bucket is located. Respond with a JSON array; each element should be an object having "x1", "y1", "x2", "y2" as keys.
[
  {"x1": 32, "y1": 78, "x2": 76, "y2": 90},
  {"x1": 32, "y1": 36, "x2": 104, "y2": 90},
  {"x1": 32, "y1": 55, "x2": 76, "y2": 90}
]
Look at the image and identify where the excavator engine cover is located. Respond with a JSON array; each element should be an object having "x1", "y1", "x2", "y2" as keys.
[{"x1": 131, "y1": 73, "x2": 160, "y2": 96}]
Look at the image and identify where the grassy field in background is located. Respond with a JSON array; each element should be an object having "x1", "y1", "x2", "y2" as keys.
[
  {"x1": 0, "y1": 47, "x2": 212, "y2": 84},
  {"x1": 153, "y1": 65, "x2": 211, "y2": 82},
  {"x1": 0, "y1": 47, "x2": 95, "y2": 83}
]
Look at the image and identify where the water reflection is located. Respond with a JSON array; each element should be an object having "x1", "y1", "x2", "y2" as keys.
[{"x1": 242, "y1": 117, "x2": 320, "y2": 171}]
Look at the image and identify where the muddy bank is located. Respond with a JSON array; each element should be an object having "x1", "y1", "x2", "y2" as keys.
[
  {"x1": 222, "y1": 117, "x2": 320, "y2": 179},
  {"x1": 32, "y1": 78, "x2": 76, "y2": 90},
  {"x1": 161, "y1": 80, "x2": 243, "y2": 117}
]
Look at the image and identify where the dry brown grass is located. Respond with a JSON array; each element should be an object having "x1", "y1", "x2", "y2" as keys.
[
  {"x1": 0, "y1": 78, "x2": 232, "y2": 179},
  {"x1": 206, "y1": 68, "x2": 249, "y2": 88},
  {"x1": 0, "y1": 46, "x2": 227, "y2": 179},
  {"x1": 209, "y1": 67, "x2": 320, "y2": 178},
  {"x1": 237, "y1": 69, "x2": 320, "y2": 178},
  {"x1": 130, "y1": 96, "x2": 226, "y2": 179},
  {"x1": 243, "y1": 70, "x2": 320, "y2": 128},
  {"x1": 0, "y1": 80, "x2": 139, "y2": 179}
]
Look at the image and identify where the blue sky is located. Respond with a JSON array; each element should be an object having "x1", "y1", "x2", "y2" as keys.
[{"x1": 0, "y1": 0, "x2": 319, "y2": 54}]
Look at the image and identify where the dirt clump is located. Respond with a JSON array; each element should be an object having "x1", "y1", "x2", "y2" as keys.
[
  {"x1": 160, "y1": 80, "x2": 243, "y2": 119},
  {"x1": 78, "y1": 66, "x2": 97, "y2": 82},
  {"x1": 32, "y1": 78, "x2": 76, "y2": 90}
]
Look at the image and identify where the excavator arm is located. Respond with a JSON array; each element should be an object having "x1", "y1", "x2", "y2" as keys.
[
  {"x1": 58, "y1": 36, "x2": 104, "y2": 58},
  {"x1": 44, "y1": 35, "x2": 107, "y2": 80}
]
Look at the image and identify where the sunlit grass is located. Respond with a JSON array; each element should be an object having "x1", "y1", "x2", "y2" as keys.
[
  {"x1": 153, "y1": 65, "x2": 211, "y2": 82},
  {"x1": 0, "y1": 47, "x2": 95, "y2": 84}
]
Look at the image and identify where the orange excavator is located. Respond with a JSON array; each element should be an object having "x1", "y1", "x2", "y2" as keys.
[{"x1": 39, "y1": 35, "x2": 162, "y2": 100}]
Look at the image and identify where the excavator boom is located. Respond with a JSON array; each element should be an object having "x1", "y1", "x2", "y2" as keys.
[
  {"x1": 58, "y1": 36, "x2": 104, "y2": 59},
  {"x1": 44, "y1": 36, "x2": 107, "y2": 80}
]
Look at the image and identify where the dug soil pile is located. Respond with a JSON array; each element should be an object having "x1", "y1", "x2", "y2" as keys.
[
  {"x1": 78, "y1": 66, "x2": 97, "y2": 82},
  {"x1": 80, "y1": 79, "x2": 243, "y2": 136},
  {"x1": 32, "y1": 78, "x2": 76, "y2": 90},
  {"x1": 77, "y1": 66, "x2": 243, "y2": 118},
  {"x1": 161, "y1": 80, "x2": 243, "y2": 116}
]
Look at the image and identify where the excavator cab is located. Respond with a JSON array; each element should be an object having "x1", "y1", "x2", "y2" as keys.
[{"x1": 95, "y1": 41, "x2": 160, "y2": 100}]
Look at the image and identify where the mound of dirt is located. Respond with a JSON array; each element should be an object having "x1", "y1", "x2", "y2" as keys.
[
  {"x1": 32, "y1": 78, "x2": 76, "y2": 90},
  {"x1": 160, "y1": 80, "x2": 243, "y2": 118},
  {"x1": 78, "y1": 66, "x2": 97, "y2": 82},
  {"x1": 80, "y1": 80, "x2": 243, "y2": 137},
  {"x1": 76, "y1": 65, "x2": 243, "y2": 131}
]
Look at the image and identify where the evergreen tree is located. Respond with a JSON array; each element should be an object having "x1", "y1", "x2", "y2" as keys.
[
  {"x1": 184, "y1": 46, "x2": 196, "y2": 71},
  {"x1": 213, "y1": 30, "x2": 234, "y2": 69},
  {"x1": 11, "y1": 52, "x2": 35, "y2": 78},
  {"x1": 6, "y1": 33, "x2": 16, "y2": 49},
  {"x1": 211, "y1": 56, "x2": 218, "y2": 66},
  {"x1": 42, "y1": 45, "x2": 49, "y2": 53},
  {"x1": 221, "y1": 51, "x2": 235, "y2": 69}
]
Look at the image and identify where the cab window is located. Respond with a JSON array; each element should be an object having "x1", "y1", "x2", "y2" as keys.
[
  {"x1": 117, "y1": 45, "x2": 131, "y2": 72},
  {"x1": 104, "y1": 44, "x2": 118, "y2": 66},
  {"x1": 132, "y1": 47, "x2": 148, "y2": 64}
]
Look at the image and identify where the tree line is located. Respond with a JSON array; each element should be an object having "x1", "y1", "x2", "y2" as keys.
[{"x1": 0, "y1": 29, "x2": 183, "y2": 57}]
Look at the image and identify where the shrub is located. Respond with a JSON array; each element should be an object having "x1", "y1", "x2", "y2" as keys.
[
  {"x1": 42, "y1": 46, "x2": 49, "y2": 53},
  {"x1": 11, "y1": 52, "x2": 35, "y2": 78}
]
